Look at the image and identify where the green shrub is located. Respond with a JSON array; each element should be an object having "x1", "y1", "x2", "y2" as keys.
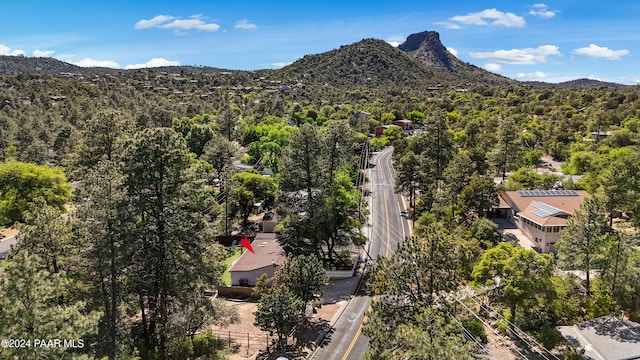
[{"x1": 462, "y1": 317, "x2": 487, "y2": 344}]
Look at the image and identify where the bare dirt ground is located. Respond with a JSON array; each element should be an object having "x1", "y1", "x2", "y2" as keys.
[
  {"x1": 483, "y1": 324, "x2": 519, "y2": 360},
  {"x1": 212, "y1": 299, "x2": 343, "y2": 360},
  {"x1": 0, "y1": 227, "x2": 18, "y2": 238}
]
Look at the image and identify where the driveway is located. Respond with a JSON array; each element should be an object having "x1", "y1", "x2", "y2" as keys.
[
  {"x1": 490, "y1": 217, "x2": 538, "y2": 250},
  {"x1": 0, "y1": 237, "x2": 17, "y2": 259}
]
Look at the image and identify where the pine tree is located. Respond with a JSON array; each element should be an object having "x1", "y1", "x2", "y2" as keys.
[
  {"x1": 15, "y1": 197, "x2": 72, "y2": 274},
  {"x1": 556, "y1": 196, "x2": 611, "y2": 295},
  {"x1": 0, "y1": 251, "x2": 100, "y2": 359},
  {"x1": 273, "y1": 254, "x2": 328, "y2": 310},
  {"x1": 364, "y1": 225, "x2": 472, "y2": 358},
  {"x1": 488, "y1": 117, "x2": 520, "y2": 181},
  {"x1": 121, "y1": 127, "x2": 226, "y2": 359},
  {"x1": 75, "y1": 160, "x2": 129, "y2": 359},
  {"x1": 253, "y1": 286, "x2": 304, "y2": 349}
]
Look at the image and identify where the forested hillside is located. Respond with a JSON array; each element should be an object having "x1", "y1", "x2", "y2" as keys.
[{"x1": 0, "y1": 30, "x2": 639, "y2": 359}]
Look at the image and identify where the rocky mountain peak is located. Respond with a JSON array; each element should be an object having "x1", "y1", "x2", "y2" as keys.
[{"x1": 398, "y1": 31, "x2": 455, "y2": 71}]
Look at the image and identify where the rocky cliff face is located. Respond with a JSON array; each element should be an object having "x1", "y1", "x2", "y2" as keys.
[{"x1": 399, "y1": 31, "x2": 455, "y2": 71}]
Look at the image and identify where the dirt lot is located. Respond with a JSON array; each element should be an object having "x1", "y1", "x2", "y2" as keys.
[
  {"x1": 483, "y1": 324, "x2": 519, "y2": 360},
  {"x1": 211, "y1": 299, "x2": 344, "y2": 360}
]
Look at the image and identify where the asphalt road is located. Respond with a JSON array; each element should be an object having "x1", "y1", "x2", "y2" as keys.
[
  {"x1": 0, "y1": 236, "x2": 17, "y2": 259},
  {"x1": 309, "y1": 146, "x2": 411, "y2": 360}
]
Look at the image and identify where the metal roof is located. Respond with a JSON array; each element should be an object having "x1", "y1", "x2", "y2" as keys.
[{"x1": 517, "y1": 190, "x2": 579, "y2": 197}]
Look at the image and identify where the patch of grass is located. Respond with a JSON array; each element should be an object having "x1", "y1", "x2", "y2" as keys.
[{"x1": 221, "y1": 247, "x2": 242, "y2": 286}]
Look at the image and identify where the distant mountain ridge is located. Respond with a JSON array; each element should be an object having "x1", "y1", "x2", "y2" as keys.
[
  {"x1": 524, "y1": 78, "x2": 626, "y2": 89},
  {"x1": 0, "y1": 55, "x2": 118, "y2": 76},
  {"x1": 272, "y1": 38, "x2": 446, "y2": 89},
  {"x1": 0, "y1": 31, "x2": 626, "y2": 88}
]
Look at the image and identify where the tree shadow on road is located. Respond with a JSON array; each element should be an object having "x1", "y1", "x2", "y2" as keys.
[{"x1": 255, "y1": 318, "x2": 331, "y2": 359}]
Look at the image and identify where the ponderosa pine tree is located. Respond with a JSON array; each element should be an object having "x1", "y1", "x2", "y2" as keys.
[
  {"x1": 556, "y1": 195, "x2": 611, "y2": 295},
  {"x1": 273, "y1": 254, "x2": 328, "y2": 312},
  {"x1": 253, "y1": 286, "x2": 304, "y2": 350},
  {"x1": 121, "y1": 127, "x2": 228, "y2": 359},
  {"x1": 488, "y1": 117, "x2": 521, "y2": 181},
  {"x1": 15, "y1": 197, "x2": 72, "y2": 274},
  {"x1": 364, "y1": 225, "x2": 471, "y2": 359},
  {"x1": 74, "y1": 160, "x2": 130, "y2": 359},
  {"x1": 0, "y1": 251, "x2": 100, "y2": 359}
]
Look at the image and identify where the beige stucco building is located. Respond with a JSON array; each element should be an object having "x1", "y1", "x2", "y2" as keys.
[{"x1": 498, "y1": 190, "x2": 589, "y2": 253}]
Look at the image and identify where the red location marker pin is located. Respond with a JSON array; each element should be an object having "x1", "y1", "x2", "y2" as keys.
[{"x1": 239, "y1": 236, "x2": 255, "y2": 254}]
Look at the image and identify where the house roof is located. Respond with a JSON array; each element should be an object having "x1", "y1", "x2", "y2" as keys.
[
  {"x1": 558, "y1": 315, "x2": 640, "y2": 360},
  {"x1": 519, "y1": 201, "x2": 570, "y2": 226},
  {"x1": 229, "y1": 233, "x2": 287, "y2": 272},
  {"x1": 500, "y1": 190, "x2": 588, "y2": 215}
]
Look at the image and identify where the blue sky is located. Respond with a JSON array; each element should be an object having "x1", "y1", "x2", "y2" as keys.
[{"x1": 1, "y1": 1, "x2": 638, "y2": 84}]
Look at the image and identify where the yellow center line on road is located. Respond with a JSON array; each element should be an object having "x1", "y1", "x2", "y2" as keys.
[
  {"x1": 342, "y1": 300, "x2": 374, "y2": 360},
  {"x1": 342, "y1": 176, "x2": 391, "y2": 360},
  {"x1": 384, "y1": 190, "x2": 390, "y2": 257},
  {"x1": 341, "y1": 320, "x2": 363, "y2": 360}
]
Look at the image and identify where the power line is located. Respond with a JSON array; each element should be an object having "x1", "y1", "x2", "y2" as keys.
[
  {"x1": 447, "y1": 312, "x2": 488, "y2": 354},
  {"x1": 466, "y1": 295, "x2": 560, "y2": 360},
  {"x1": 454, "y1": 297, "x2": 530, "y2": 360}
]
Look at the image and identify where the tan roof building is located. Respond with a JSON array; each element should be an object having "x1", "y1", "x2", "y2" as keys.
[
  {"x1": 498, "y1": 190, "x2": 589, "y2": 253},
  {"x1": 229, "y1": 233, "x2": 287, "y2": 286}
]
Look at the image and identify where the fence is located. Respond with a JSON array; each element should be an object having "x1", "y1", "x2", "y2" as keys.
[
  {"x1": 325, "y1": 253, "x2": 360, "y2": 279},
  {"x1": 217, "y1": 285, "x2": 255, "y2": 298},
  {"x1": 210, "y1": 329, "x2": 275, "y2": 357}
]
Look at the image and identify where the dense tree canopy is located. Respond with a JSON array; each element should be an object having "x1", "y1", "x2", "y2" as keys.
[
  {"x1": 0, "y1": 161, "x2": 72, "y2": 225},
  {"x1": 1, "y1": 55, "x2": 640, "y2": 358}
]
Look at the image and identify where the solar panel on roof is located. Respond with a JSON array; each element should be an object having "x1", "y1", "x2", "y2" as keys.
[
  {"x1": 531, "y1": 202, "x2": 564, "y2": 218},
  {"x1": 517, "y1": 189, "x2": 579, "y2": 197}
]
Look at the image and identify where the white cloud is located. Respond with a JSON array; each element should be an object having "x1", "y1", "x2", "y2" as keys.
[
  {"x1": 484, "y1": 63, "x2": 502, "y2": 71},
  {"x1": 447, "y1": 47, "x2": 458, "y2": 56},
  {"x1": 56, "y1": 54, "x2": 75, "y2": 61},
  {"x1": 0, "y1": 44, "x2": 26, "y2": 56},
  {"x1": 386, "y1": 34, "x2": 405, "y2": 47},
  {"x1": 33, "y1": 49, "x2": 55, "y2": 57},
  {"x1": 529, "y1": 4, "x2": 557, "y2": 19},
  {"x1": 235, "y1": 19, "x2": 257, "y2": 30},
  {"x1": 135, "y1": 15, "x2": 175, "y2": 29},
  {"x1": 435, "y1": 21, "x2": 463, "y2": 30},
  {"x1": 573, "y1": 44, "x2": 629, "y2": 60},
  {"x1": 470, "y1": 45, "x2": 560, "y2": 64},
  {"x1": 74, "y1": 58, "x2": 121, "y2": 69},
  {"x1": 163, "y1": 19, "x2": 220, "y2": 32},
  {"x1": 125, "y1": 58, "x2": 180, "y2": 70},
  {"x1": 135, "y1": 15, "x2": 219, "y2": 32},
  {"x1": 515, "y1": 71, "x2": 548, "y2": 80},
  {"x1": 448, "y1": 8, "x2": 526, "y2": 28},
  {"x1": 269, "y1": 61, "x2": 293, "y2": 69}
]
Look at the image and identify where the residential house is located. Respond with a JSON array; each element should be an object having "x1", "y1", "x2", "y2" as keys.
[
  {"x1": 497, "y1": 190, "x2": 589, "y2": 253},
  {"x1": 558, "y1": 315, "x2": 640, "y2": 360},
  {"x1": 229, "y1": 233, "x2": 287, "y2": 286},
  {"x1": 374, "y1": 124, "x2": 400, "y2": 137},
  {"x1": 392, "y1": 119, "x2": 413, "y2": 130}
]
